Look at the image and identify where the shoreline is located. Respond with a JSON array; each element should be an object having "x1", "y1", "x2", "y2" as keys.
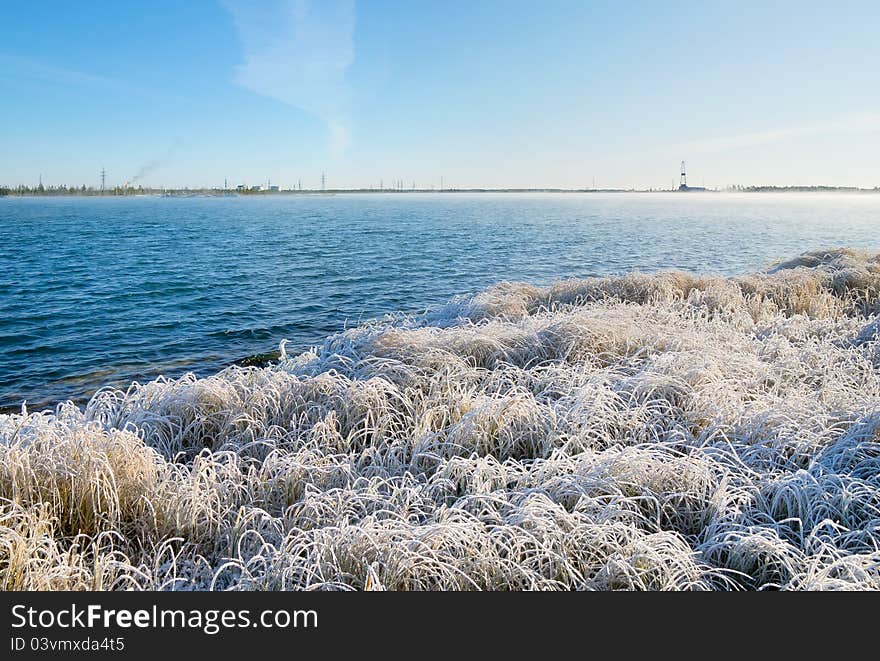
[{"x1": 0, "y1": 348, "x2": 284, "y2": 417}]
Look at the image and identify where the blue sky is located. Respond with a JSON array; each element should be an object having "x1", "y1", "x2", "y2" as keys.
[{"x1": 1, "y1": 0, "x2": 879, "y2": 189}]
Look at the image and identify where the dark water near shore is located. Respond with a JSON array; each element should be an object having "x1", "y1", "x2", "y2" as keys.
[{"x1": 2, "y1": 192, "x2": 880, "y2": 410}]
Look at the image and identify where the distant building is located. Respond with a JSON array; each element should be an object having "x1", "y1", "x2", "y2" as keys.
[
  {"x1": 250, "y1": 185, "x2": 262, "y2": 192},
  {"x1": 269, "y1": 185, "x2": 279, "y2": 192}
]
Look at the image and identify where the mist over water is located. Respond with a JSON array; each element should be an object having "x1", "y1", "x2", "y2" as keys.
[{"x1": 2, "y1": 192, "x2": 879, "y2": 409}]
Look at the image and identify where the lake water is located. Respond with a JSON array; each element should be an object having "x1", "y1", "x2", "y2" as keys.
[{"x1": 2, "y1": 192, "x2": 879, "y2": 410}]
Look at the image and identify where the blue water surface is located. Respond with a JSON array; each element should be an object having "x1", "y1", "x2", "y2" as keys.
[{"x1": 2, "y1": 192, "x2": 879, "y2": 409}]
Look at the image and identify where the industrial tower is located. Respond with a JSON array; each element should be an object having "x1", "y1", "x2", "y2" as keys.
[{"x1": 677, "y1": 161, "x2": 705, "y2": 192}]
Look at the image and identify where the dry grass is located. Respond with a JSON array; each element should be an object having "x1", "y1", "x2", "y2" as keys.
[{"x1": 2, "y1": 247, "x2": 880, "y2": 590}]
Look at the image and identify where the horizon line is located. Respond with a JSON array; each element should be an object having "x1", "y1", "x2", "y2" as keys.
[{"x1": 4, "y1": 184, "x2": 880, "y2": 196}]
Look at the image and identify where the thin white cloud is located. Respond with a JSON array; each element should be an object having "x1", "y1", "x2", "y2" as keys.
[
  {"x1": 677, "y1": 113, "x2": 880, "y2": 154},
  {"x1": 224, "y1": 0, "x2": 355, "y2": 155},
  {"x1": 0, "y1": 53, "x2": 168, "y2": 100}
]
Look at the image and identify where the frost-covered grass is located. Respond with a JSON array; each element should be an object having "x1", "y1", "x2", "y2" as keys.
[{"x1": 3, "y1": 247, "x2": 880, "y2": 590}]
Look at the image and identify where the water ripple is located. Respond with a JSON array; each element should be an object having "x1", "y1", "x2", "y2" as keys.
[{"x1": 2, "y1": 192, "x2": 880, "y2": 409}]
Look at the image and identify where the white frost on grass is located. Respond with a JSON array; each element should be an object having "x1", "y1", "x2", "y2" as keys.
[{"x1": 2, "y1": 248, "x2": 880, "y2": 590}]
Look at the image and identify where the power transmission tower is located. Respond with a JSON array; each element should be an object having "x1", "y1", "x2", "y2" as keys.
[
  {"x1": 321, "y1": 172, "x2": 326, "y2": 191},
  {"x1": 100, "y1": 168, "x2": 106, "y2": 194}
]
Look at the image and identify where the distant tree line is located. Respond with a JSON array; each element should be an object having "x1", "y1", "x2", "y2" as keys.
[
  {"x1": 3, "y1": 183, "x2": 879, "y2": 196},
  {"x1": 0, "y1": 184, "x2": 280, "y2": 196},
  {"x1": 727, "y1": 184, "x2": 880, "y2": 193},
  {"x1": 0, "y1": 184, "x2": 158, "y2": 196}
]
